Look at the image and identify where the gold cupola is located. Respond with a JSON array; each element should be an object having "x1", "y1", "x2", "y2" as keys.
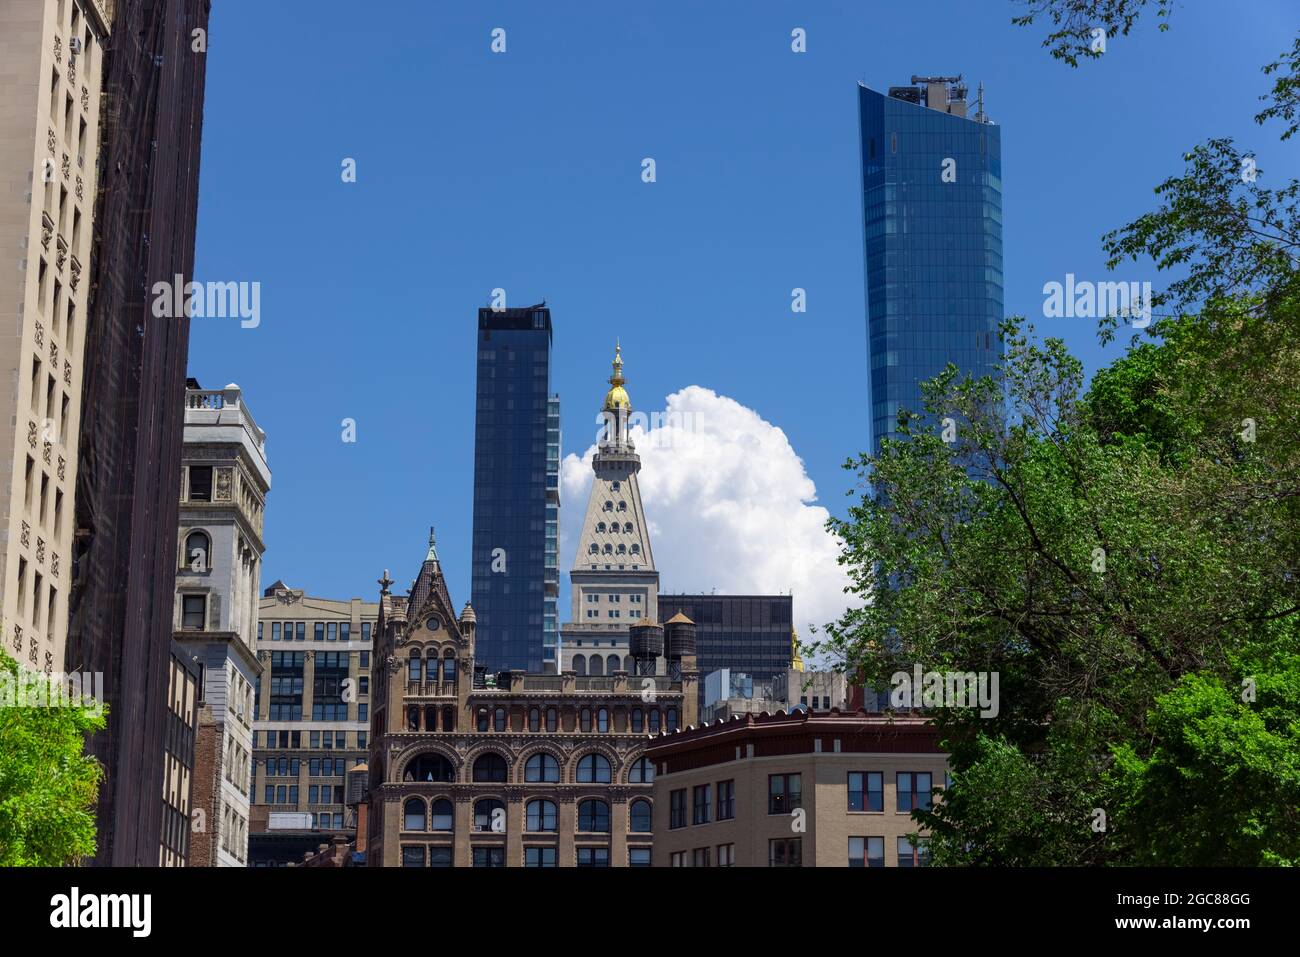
[{"x1": 602, "y1": 341, "x2": 631, "y2": 413}]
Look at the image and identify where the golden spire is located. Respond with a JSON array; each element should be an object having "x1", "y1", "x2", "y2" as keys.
[
  {"x1": 602, "y1": 341, "x2": 631, "y2": 412},
  {"x1": 791, "y1": 628, "x2": 805, "y2": 672}
]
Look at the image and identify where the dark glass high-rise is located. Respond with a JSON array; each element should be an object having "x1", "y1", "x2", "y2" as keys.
[
  {"x1": 470, "y1": 305, "x2": 560, "y2": 673},
  {"x1": 858, "y1": 76, "x2": 1003, "y2": 451}
]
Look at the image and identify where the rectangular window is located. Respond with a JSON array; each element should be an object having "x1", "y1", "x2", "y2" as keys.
[
  {"x1": 692, "y1": 847, "x2": 710, "y2": 868},
  {"x1": 897, "y1": 772, "x2": 932, "y2": 812},
  {"x1": 429, "y1": 847, "x2": 452, "y2": 867},
  {"x1": 693, "y1": 784, "x2": 711, "y2": 825},
  {"x1": 716, "y1": 779, "x2": 735, "y2": 820},
  {"x1": 361, "y1": 622, "x2": 372, "y2": 642},
  {"x1": 576, "y1": 847, "x2": 610, "y2": 868},
  {"x1": 340, "y1": 622, "x2": 350, "y2": 641},
  {"x1": 897, "y1": 836, "x2": 929, "y2": 867},
  {"x1": 296, "y1": 622, "x2": 306, "y2": 641},
  {"x1": 188, "y1": 466, "x2": 212, "y2": 501},
  {"x1": 472, "y1": 847, "x2": 505, "y2": 868},
  {"x1": 850, "y1": 836, "x2": 886, "y2": 867},
  {"x1": 360, "y1": 651, "x2": 370, "y2": 668},
  {"x1": 669, "y1": 789, "x2": 687, "y2": 829},
  {"x1": 628, "y1": 847, "x2": 652, "y2": 868},
  {"x1": 314, "y1": 622, "x2": 324, "y2": 641},
  {"x1": 769, "y1": 838, "x2": 802, "y2": 868},
  {"x1": 401, "y1": 846, "x2": 424, "y2": 868},
  {"x1": 327, "y1": 622, "x2": 337, "y2": 641},
  {"x1": 768, "y1": 773, "x2": 801, "y2": 814},
  {"x1": 182, "y1": 595, "x2": 205, "y2": 630},
  {"x1": 524, "y1": 846, "x2": 557, "y2": 868},
  {"x1": 670, "y1": 851, "x2": 686, "y2": 867},
  {"x1": 717, "y1": 843, "x2": 735, "y2": 867},
  {"x1": 849, "y1": 771, "x2": 884, "y2": 812},
  {"x1": 271, "y1": 622, "x2": 281, "y2": 641}
]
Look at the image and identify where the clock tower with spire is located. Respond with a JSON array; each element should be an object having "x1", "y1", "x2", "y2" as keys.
[{"x1": 560, "y1": 344, "x2": 664, "y2": 677}]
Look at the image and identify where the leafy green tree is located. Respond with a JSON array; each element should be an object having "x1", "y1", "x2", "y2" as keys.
[
  {"x1": 0, "y1": 649, "x2": 106, "y2": 866},
  {"x1": 814, "y1": 21, "x2": 1300, "y2": 864}
]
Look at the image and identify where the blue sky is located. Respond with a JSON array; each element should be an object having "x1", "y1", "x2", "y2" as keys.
[{"x1": 190, "y1": 0, "x2": 1299, "y2": 610}]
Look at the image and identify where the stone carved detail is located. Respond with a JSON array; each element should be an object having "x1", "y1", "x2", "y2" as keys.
[
  {"x1": 42, "y1": 441, "x2": 51, "y2": 465},
  {"x1": 81, "y1": 87, "x2": 89, "y2": 112},
  {"x1": 20, "y1": 522, "x2": 30, "y2": 548},
  {"x1": 11, "y1": 625, "x2": 22, "y2": 654},
  {"x1": 54, "y1": 35, "x2": 62, "y2": 64},
  {"x1": 64, "y1": 361, "x2": 72, "y2": 386},
  {"x1": 61, "y1": 154, "x2": 70, "y2": 180},
  {"x1": 387, "y1": 655, "x2": 402, "y2": 674},
  {"x1": 41, "y1": 213, "x2": 53, "y2": 250},
  {"x1": 48, "y1": 128, "x2": 56, "y2": 154},
  {"x1": 51, "y1": 552, "x2": 59, "y2": 578},
  {"x1": 29, "y1": 637, "x2": 38, "y2": 664},
  {"x1": 57, "y1": 455, "x2": 66, "y2": 480},
  {"x1": 34, "y1": 321, "x2": 44, "y2": 348},
  {"x1": 56, "y1": 237, "x2": 67, "y2": 272},
  {"x1": 74, "y1": 176, "x2": 83, "y2": 201},
  {"x1": 215, "y1": 467, "x2": 234, "y2": 502},
  {"x1": 70, "y1": 256, "x2": 81, "y2": 291},
  {"x1": 36, "y1": 538, "x2": 45, "y2": 564},
  {"x1": 27, "y1": 422, "x2": 37, "y2": 449},
  {"x1": 44, "y1": 651, "x2": 54, "y2": 675},
  {"x1": 50, "y1": 339, "x2": 58, "y2": 365}
]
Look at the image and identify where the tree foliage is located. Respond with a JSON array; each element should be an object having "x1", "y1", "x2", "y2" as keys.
[{"x1": 0, "y1": 650, "x2": 106, "y2": 866}]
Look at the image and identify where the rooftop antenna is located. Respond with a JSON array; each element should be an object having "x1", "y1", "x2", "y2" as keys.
[{"x1": 974, "y1": 81, "x2": 988, "y2": 123}]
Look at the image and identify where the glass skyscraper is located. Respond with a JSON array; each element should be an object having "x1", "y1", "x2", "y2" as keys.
[
  {"x1": 858, "y1": 77, "x2": 1003, "y2": 450},
  {"x1": 470, "y1": 305, "x2": 560, "y2": 674}
]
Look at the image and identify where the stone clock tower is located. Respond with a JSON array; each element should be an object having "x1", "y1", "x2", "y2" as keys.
[{"x1": 560, "y1": 345, "x2": 664, "y2": 677}]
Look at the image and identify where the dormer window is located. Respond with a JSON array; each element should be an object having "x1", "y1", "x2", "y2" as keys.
[
  {"x1": 596, "y1": 522, "x2": 606, "y2": 532},
  {"x1": 617, "y1": 501, "x2": 627, "y2": 512},
  {"x1": 589, "y1": 544, "x2": 598, "y2": 554},
  {"x1": 603, "y1": 545, "x2": 612, "y2": 554},
  {"x1": 603, "y1": 501, "x2": 613, "y2": 512},
  {"x1": 631, "y1": 544, "x2": 640, "y2": 554},
  {"x1": 623, "y1": 523, "x2": 633, "y2": 532},
  {"x1": 611, "y1": 481, "x2": 620, "y2": 491}
]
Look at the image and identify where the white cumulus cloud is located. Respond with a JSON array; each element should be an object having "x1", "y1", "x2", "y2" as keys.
[{"x1": 560, "y1": 385, "x2": 857, "y2": 637}]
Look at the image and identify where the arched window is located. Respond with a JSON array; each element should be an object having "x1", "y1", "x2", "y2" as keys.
[
  {"x1": 603, "y1": 501, "x2": 613, "y2": 512},
  {"x1": 183, "y1": 530, "x2": 210, "y2": 570},
  {"x1": 442, "y1": 653, "x2": 457, "y2": 686},
  {"x1": 430, "y1": 798, "x2": 453, "y2": 831},
  {"x1": 424, "y1": 705, "x2": 437, "y2": 732},
  {"x1": 477, "y1": 708, "x2": 489, "y2": 732},
  {"x1": 606, "y1": 654, "x2": 620, "y2": 675},
  {"x1": 616, "y1": 544, "x2": 626, "y2": 554},
  {"x1": 494, "y1": 707, "x2": 507, "y2": 732},
  {"x1": 526, "y1": 799, "x2": 558, "y2": 832},
  {"x1": 666, "y1": 708, "x2": 678, "y2": 732},
  {"x1": 408, "y1": 650, "x2": 422, "y2": 684},
  {"x1": 578, "y1": 799, "x2": 610, "y2": 833},
  {"x1": 631, "y1": 708, "x2": 644, "y2": 733},
  {"x1": 573, "y1": 654, "x2": 586, "y2": 676},
  {"x1": 629, "y1": 799, "x2": 652, "y2": 833},
  {"x1": 577, "y1": 753, "x2": 611, "y2": 784},
  {"x1": 403, "y1": 798, "x2": 426, "y2": 831},
  {"x1": 623, "y1": 655, "x2": 635, "y2": 673},
  {"x1": 597, "y1": 708, "x2": 609, "y2": 733},
  {"x1": 588, "y1": 543, "x2": 598, "y2": 554},
  {"x1": 629, "y1": 757, "x2": 655, "y2": 784},
  {"x1": 472, "y1": 753, "x2": 508, "y2": 783},
  {"x1": 425, "y1": 653, "x2": 438, "y2": 685},
  {"x1": 590, "y1": 656, "x2": 604, "y2": 677},
  {"x1": 648, "y1": 709, "x2": 661, "y2": 733},
  {"x1": 630, "y1": 544, "x2": 640, "y2": 554},
  {"x1": 596, "y1": 522, "x2": 606, "y2": 532},
  {"x1": 525, "y1": 752, "x2": 560, "y2": 783},
  {"x1": 545, "y1": 708, "x2": 558, "y2": 732},
  {"x1": 602, "y1": 544, "x2": 612, "y2": 555},
  {"x1": 579, "y1": 708, "x2": 592, "y2": 732},
  {"x1": 407, "y1": 706, "x2": 420, "y2": 731},
  {"x1": 617, "y1": 501, "x2": 627, "y2": 511},
  {"x1": 623, "y1": 522, "x2": 633, "y2": 533},
  {"x1": 528, "y1": 707, "x2": 540, "y2": 732},
  {"x1": 474, "y1": 798, "x2": 506, "y2": 834},
  {"x1": 404, "y1": 753, "x2": 454, "y2": 783},
  {"x1": 442, "y1": 706, "x2": 456, "y2": 732}
]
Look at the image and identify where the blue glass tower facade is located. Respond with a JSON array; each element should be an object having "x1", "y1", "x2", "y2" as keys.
[
  {"x1": 470, "y1": 305, "x2": 560, "y2": 674},
  {"x1": 858, "y1": 78, "x2": 1003, "y2": 450}
]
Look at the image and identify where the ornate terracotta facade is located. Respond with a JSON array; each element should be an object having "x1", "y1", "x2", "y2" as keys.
[{"x1": 366, "y1": 532, "x2": 698, "y2": 866}]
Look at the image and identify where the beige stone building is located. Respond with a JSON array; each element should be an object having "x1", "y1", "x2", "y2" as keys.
[
  {"x1": 365, "y1": 530, "x2": 698, "y2": 867},
  {"x1": 645, "y1": 710, "x2": 947, "y2": 867},
  {"x1": 249, "y1": 585, "x2": 378, "y2": 865},
  {"x1": 0, "y1": 0, "x2": 110, "y2": 671}
]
